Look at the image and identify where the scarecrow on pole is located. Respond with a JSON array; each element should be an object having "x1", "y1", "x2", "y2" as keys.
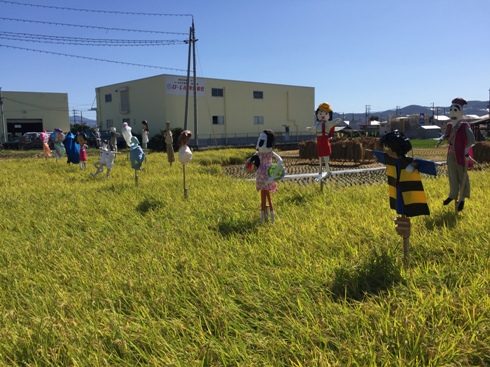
[
  {"x1": 178, "y1": 130, "x2": 192, "y2": 198},
  {"x1": 307, "y1": 102, "x2": 341, "y2": 182},
  {"x1": 370, "y1": 130, "x2": 436, "y2": 267}
]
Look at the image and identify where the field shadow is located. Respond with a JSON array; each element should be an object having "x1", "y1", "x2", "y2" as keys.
[
  {"x1": 213, "y1": 218, "x2": 257, "y2": 237},
  {"x1": 329, "y1": 248, "x2": 404, "y2": 302},
  {"x1": 136, "y1": 198, "x2": 165, "y2": 214},
  {"x1": 425, "y1": 210, "x2": 458, "y2": 230}
]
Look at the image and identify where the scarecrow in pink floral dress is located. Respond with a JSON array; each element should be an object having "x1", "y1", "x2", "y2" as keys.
[{"x1": 245, "y1": 130, "x2": 285, "y2": 223}]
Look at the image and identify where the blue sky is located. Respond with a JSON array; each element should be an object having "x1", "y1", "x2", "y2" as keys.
[{"x1": 1, "y1": 0, "x2": 489, "y2": 122}]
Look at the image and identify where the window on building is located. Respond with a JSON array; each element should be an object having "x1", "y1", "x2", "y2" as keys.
[
  {"x1": 253, "y1": 91, "x2": 264, "y2": 99},
  {"x1": 120, "y1": 89, "x2": 130, "y2": 113},
  {"x1": 106, "y1": 119, "x2": 113, "y2": 129},
  {"x1": 105, "y1": 94, "x2": 112, "y2": 103},
  {"x1": 212, "y1": 116, "x2": 225, "y2": 125},
  {"x1": 254, "y1": 116, "x2": 264, "y2": 125},
  {"x1": 212, "y1": 88, "x2": 224, "y2": 97}
]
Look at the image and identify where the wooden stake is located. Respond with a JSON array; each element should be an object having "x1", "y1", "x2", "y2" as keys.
[
  {"x1": 394, "y1": 215, "x2": 411, "y2": 267},
  {"x1": 183, "y1": 165, "x2": 188, "y2": 199}
]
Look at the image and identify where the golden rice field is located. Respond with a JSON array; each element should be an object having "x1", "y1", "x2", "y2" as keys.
[{"x1": 0, "y1": 146, "x2": 489, "y2": 366}]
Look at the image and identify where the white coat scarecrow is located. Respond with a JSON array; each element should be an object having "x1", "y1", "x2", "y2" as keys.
[
  {"x1": 90, "y1": 141, "x2": 116, "y2": 179},
  {"x1": 310, "y1": 102, "x2": 341, "y2": 180},
  {"x1": 437, "y1": 97, "x2": 476, "y2": 212},
  {"x1": 245, "y1": 130, "x2": 285, "y2": 223},
  {"x1": 121, "y1": 122, "x2": 132, "y2": 149}
]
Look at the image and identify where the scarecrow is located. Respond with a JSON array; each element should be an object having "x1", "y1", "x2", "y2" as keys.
[
  {"x1": 64, "y1": 131, "x2": 80, "y2": 165},
  {"x1": 121, "y1": 122, "x2": 132, "y2": 148},
  {"x1": 309, "y1": 102, "x2": 341, "y2": 181},
  {"x1": 129, "y1": 136, "x2": 145, "y2": 171},
  {"x1": 436, "y1": 97, "x2": 476, "y2": 212},
  {"x1": 50, "y1": 128, "x2": 65, "y2": 160},
  {"x1": 244, "y1": 130, "x2": 285, "y2": 223},
  {"x1": 141, "y1": 120, "x2": 149, "y2": 149},
  {"x1": 371, "y1": 130, "x2": 436, "y2": 266},
  {"x1": 77, "y1": 133, "x2": 89, "y2": 169},
  {"x1": 39, "y1": 131, "x2": 52, "y2": 159},
  {"x1": 164, "y1": 121, "x2": 175, "y2": 165},
  {"x1": 109, "y1": 126, "x2": 120, "y2": 152},
  {"x1": 90, "y1": 141, "x2": 116, "y2": 179}
]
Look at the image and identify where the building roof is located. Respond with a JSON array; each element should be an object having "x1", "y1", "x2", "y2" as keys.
[{"x1": 419, "y1": 125, "x2": 441, "y2": 130}]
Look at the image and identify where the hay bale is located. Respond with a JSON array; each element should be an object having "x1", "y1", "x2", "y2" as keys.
[
  {"x1": 298, "y1": 140, "x2": 318, "y2": 159},
  {"x1": 299, "y1": 137, "x2": 381, "y2": 162},
  {"x1": 473, "y1": 141, "x2": 490, "y2": 163}
]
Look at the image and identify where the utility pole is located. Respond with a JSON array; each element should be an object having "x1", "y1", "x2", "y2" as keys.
[
  {"x1": 0, "y1": 88, "x2": 6, "y2": 143},
  {"x1": 184, "y1": 18, "x2": 198, "y2": 149},
  {"x1": 365, "y1": 105, "x2": 371, "y2": 124},
  {"x1": 192, "y1": 19, "x2": 198, "y2": 149}
]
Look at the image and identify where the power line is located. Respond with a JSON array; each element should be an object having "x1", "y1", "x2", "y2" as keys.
[
  {"x1": 0, "y1": 31, "x2": 186, "y2": 46},
  {"x1": 0, "y1": 44, "x2": 188, "y2": 71},
  {"x1": 0, "y1": 0, "x2": 193, "y2": 19},
  {"x1": 0, "y1": 17, "x2": 188, "y2": 35}
]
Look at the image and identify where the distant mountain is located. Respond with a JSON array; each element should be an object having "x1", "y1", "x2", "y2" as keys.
[
  {"x1": 69, "y1": 116, "x2": 97, "y2": 127},
  {"x1": 335, "y1": 100, "x2": 489, "y2": 126}
]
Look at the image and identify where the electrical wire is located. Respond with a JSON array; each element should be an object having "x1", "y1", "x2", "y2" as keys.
[
  {"x1": 0, "y1": 44, "x2": 188, "y2": 71},
  {"x1": 0, "y1": 17, "x2": 188, "y2": 36},
  {"x1": 0, "y1": 31, "x2": 186, "y2": 46},
  {"x1": 0, "y1": 0, "x2": 193, "y2": 19}
]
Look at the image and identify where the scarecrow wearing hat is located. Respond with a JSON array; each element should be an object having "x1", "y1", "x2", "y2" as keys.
[
  {"x1": 244, "y1": 130, "x2": 285, "y2": 223},
  {"x1": 311, "y1": 102, "x2": 340, "y2": 180},
  {"x1": 436, "y1": 97, "x2": 476, "y2": 212}
]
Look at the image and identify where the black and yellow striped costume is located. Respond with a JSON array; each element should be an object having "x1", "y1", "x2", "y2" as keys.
[{"x1": 372, "y1": 151, "x2": 431, "y2": 217}]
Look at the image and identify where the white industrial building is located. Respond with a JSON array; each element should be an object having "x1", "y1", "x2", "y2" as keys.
[
  {"x1": 1, "y1": 91, "x2": 70, "y2": 143},
  {"x1": 95, "y1": 74, "x2": 315, "y2": 147}
]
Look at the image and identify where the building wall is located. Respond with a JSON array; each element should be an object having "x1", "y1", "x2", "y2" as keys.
[
  {"x1": 2, "y1": 91, "x2": 69, "y2": 140},
  {"x1": 95, "y1": 74, "x2": 314, "y2": 146}
]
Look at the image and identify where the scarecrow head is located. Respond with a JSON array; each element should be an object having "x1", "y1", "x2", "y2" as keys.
[
  {"x1": 449, "y1": 97, "x2": 467, "y2": 121},
  {"x1": 380, "y1": 130, "x2": 412, "y2": 158},
  {"x1": 178, "y1": 130, "x2": 192, "y2": 147},
  {"x1": 315, "y1": 102, "x2": 333, "y2": 123},
  {"x1": 256, "y1": 130, "x2": 275, "y2": 153},
  {"x1": 77, "y1": 133, "x2": 88, "y2": 145}
]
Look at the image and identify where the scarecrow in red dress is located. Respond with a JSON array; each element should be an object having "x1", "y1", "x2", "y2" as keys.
[
  {"x1": 245, "y1": 130, "x2": 285, "y2": 223},
  {"x1": 310, "y1": 102, "x2": 341, "y2": 181}
]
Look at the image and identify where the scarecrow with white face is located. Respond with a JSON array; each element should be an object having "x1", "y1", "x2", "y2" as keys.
[
  {"x1": 245, "y1": 130, "x2": 284, "y2": 223},
  {"x1": 437, "y1": 97, "x2": 476, "y2": 212},
  {"x1": 312, "y1": 102, "x2": 340, "y2": 180}
]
